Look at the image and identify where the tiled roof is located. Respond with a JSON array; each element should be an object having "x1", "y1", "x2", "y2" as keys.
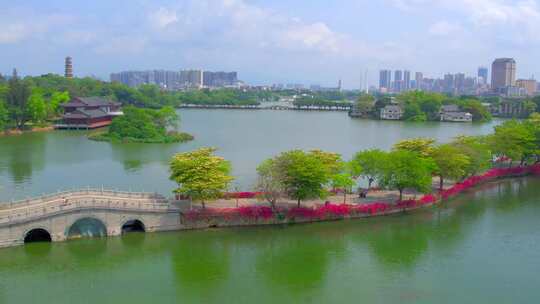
[{"x1": 63, "y1": 109, "x2": 110, "y2": 119}]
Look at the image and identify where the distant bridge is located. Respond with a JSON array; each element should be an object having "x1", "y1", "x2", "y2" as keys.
[
  {"x1": 0, "y1": 189, "x2": 187, "y2": 248},
  {"x1": 179, "y1": 104, "x2": 353, "y2": 111}
]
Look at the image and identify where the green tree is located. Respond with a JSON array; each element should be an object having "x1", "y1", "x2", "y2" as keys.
[
  {"x1": 374, "y1": 96, "x2": 392, "y2": 114},
  {"x1": 26, "y1": 90, "x2": 48, "y2": 123},
  {"x1": 459, "y1": 99, "x2": 492, "y2": 121},
  {"x1": 397, "y1": 91, "x2": 444, "y2": 121},
  {"x1": 351, "y1": 149, "x2": 388, "y2": 189},
  {"x1": 393, "y1": 137, "x2": 436, "y2": 158},
  {"x1": 432, "y1": 144, "x2": 470, "y2": 190},
  {"x1": 523, "y1": 100, "x2": 537, "y2": 117},
  {"x1": 154, "y1": 106, "x2": 179, "y2": 129},
  {"x1": 403, "y1": 103, "x2": 427, "y2": 121},
  {"x1": 98, "y1": 106, "x2": 191, "y2": 143},
  {"x1": 379, "y1": 150, "x2": 436, "y2": 201},
  {"x1": 6, "y1": 77, "x2": 31, "y2": 129},
  {"x1": 0, "y1": 100, "x2": 8, "y2": 131},
  {"x1": 49, "y1": 91, "x2": 70, "y2": 116},
  {"x1": 491, "y1": 120, "x2": 536, "y2": 165},
  {"x1": 256, "y1": 159, "x2": 284, "y2": 210},
  {"x1": 452, "y1": 135, "x2": 492, "y2": 177},
  {"x1": 272, "y1": 150, "x2": 332, "y2": 206},
  {"x1": 169, "y1": 147, "x2": 234, "y2": 208},
  {"x1": 331, "y1": 173, "x2": 355, "y2": 203},
  {"x1": 354, "y1": 94, "x2": 375, "y2": 116},
  {"x1": 309, "y1": 150, "x2": 344, "y2": 177}
]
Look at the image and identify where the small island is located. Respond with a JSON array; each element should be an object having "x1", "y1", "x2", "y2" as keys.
[{"x1": 89, "y1": 106, "x2": 194, "y2": 143}]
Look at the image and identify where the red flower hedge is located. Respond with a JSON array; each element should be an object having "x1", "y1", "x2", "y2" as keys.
[
  {"x1": 182, "y1": 164, "x2": 540, "y2": 223},
  {"x1": 238, "y1": 206, "x2": 274, "y2": 220}
]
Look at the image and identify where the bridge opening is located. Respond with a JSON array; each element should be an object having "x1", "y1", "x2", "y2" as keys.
[
  {"x1": 67, "y1": 218, "x2": 107, "y2": 239},
  {"x1": 122, "y1": 220, "x2": 145, "y2": 234},
  {"x1": 24, "y1": 229, "x2": 52, "y2": 243}
]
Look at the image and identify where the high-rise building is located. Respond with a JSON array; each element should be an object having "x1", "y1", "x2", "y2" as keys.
[
  {"x1": 478, "y1": 66, "x2": 488, "y2": 85},
  {"x1": 415, "y1": 72, "x2": 423, "y2": 89},
  {"x1": 491, "y1": 58, "x2": 516, "y2": 91},
  {"x1": 443, "y1": 74, "x2": 455, "y2": 93},
  {"x1": 180, "y1": 70, "x2": 203, "y2": 88},
  {"x1": 403, "y1": 70, "x2": 411, "y2": 90},
  {"x1": 379, "y1": 70, "x2": 392, "y2": 90},
  {"x1": 65, "y1": 56, "x2": 73, "y2": 79},
  {"x1": 393, "y1": 70, "x2": 403, "y2": 92},
  {"x1": 203, "y1": 71, "x2": 238, "y2": 87},
  {"x1": 111, "y1": 69, "x2": 224, "y2": 89},
  {"x1": 516, "y1": 79, "x2": 537, "y2": 96},
  {"x1": 454, "y1": 73, "x2": 465, "y2": 93}
]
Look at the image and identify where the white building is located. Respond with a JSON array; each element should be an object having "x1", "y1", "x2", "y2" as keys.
[
  {"x1": 440, "y1": 104, "x2": 472, "y2": 122},
  {"x1": 380, "y1": 105, "x2": 403, "y2": 120}
]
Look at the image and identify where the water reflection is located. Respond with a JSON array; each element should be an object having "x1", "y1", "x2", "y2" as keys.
[
  {"x1": 254, "y1": 226, "x2": 346, "y2": 296},
  {"x1": 171, "y1": 232, "x2": 230, "y2": 290},
  {"x1": 0, "y1": 133, "x2": 47, "y2": 184},
  {"x1": 0, "y1": 177, "x2": 538, "y2": 304}
]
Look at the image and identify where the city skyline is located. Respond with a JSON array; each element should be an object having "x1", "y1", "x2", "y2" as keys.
[{"x1": 1, "y1": 0, "x2": 540, "y2": 88}]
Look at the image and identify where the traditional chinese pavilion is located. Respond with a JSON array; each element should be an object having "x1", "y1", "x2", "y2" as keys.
[{"x1": 56, "y1": 97, "x2": 123, "y2": 129}]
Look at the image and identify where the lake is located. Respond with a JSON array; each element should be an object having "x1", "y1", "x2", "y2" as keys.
[
  {"x1": 0, "y1": 177, "x2": 538, "y2": 303},
  {"x1": 1, "y1": 110, "x2": 539, "y2": 303},
  {"x1": 0, "y1": 109, "x2": 501, "y2": 201}
]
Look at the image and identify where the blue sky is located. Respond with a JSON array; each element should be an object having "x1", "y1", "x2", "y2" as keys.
[{"x1": 1, "y1": 0, "x2": 539, "y2": 88}]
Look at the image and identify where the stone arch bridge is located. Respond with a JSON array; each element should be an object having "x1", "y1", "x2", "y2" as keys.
[{"x1": 0, "y1": 189, "x2": 187, "y2": 248}]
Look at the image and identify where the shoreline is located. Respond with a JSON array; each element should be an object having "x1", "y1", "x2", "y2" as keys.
[
  {"x1": 0, "y1": 126, "x2": 54, "y2": 137},
  {"x1": 178, "y1": 166, "x2": 540, "y2": 230},
  {"x1": 1, "y1": 164, "x2": 538, "y2": 248}
]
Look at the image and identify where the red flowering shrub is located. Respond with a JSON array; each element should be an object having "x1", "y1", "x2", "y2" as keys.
[
  {"x1": 287, "y1": 207, "x2": 318, "y2": 219},
  {"x1": 183, "y1": 164, "x2": 540, "y2": 224},
  {"x1": 354, "y1": 202, "x2": 390, "y2": 215},
  {"x1": 315, "y1": 203, "x2": 352, "y2": 218},
  {"x1": 238, "y1": 206, "x2": 274, "y2": 220},
  {"x1": 396, "y1": 199, "x2": 417, "y2": 209},
  {"x1": 418, "y1": 194, "x2": 437, "y2": 205}
]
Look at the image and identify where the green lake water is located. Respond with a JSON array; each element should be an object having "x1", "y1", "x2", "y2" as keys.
[
  {"x1": 0, "y1": 109, "x2": 501, "y2": 201},
  {"x1": 0, "y1": 110, "x2": 538, "y2": 303},
  {"x1": 0, "y1": 177, "x2": 539, "y2": 303}
]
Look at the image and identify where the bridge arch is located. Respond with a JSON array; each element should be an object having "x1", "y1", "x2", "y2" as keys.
[
  {"x1": 24, "y1": 228, "x2": 52, "y2": 244},
  {"x1": 67, "y1": 217, "x2": 107, "y2": 239},
  {"x1": 121, "y1": 219, "x2": 146, "y2": 234}
]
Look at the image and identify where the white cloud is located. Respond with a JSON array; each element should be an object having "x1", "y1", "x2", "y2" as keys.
[
  {"x1": 392, "y1": 0, "x2": 540, "y2": 37},
  {"x1": 148, "y1": 7, "x2": 178, "y2": 29},
  {"x1": 0, "y1": 10, "x2": 73, "y2": 44},
  {"x1": 0, "y1": 24, "x2": 28, "y2": 44},
  {"x1": 428, "y1": 21, "x2": 463, "y2": 36},
  {"x1": 143, "y1": 0, "x2": 367, "y2": 55},
  {"x1": 93, "y1": 36, "x2": 148, "y2": 55}
]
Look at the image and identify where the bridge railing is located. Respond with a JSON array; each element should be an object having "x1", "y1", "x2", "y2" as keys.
[
  {"x1": 0, "y1": 188, "x2": 167, "y2": 209},
  {"x1": 0, "y1": 195, "x2": 176, "y2": 226}
]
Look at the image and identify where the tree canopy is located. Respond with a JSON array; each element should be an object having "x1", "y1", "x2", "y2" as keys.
[
  {"x1": 169, "y1": 147, "x2": 234, "y2": 208},
  {"x1": 432, "y1": 144, "x2": 470, "y2": 190},
  {"x1": 351, "y1": 149, "x2": 388, "y2": 188},
  {"x1": 393, "y1": 138, "x2": 436, "y2": 158},
  {"x1": 257, "y1": 150, "x2": 340, "y2": 206},
  {"x1": 491, "y1": 120, "x2": 537, "y2": 163},
  {"x1": 379, "y1": 150, "x2": 436, "y2": 201},
  {"x1": 90, "y1": 106, "x2": 193, "y2": 143}
]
